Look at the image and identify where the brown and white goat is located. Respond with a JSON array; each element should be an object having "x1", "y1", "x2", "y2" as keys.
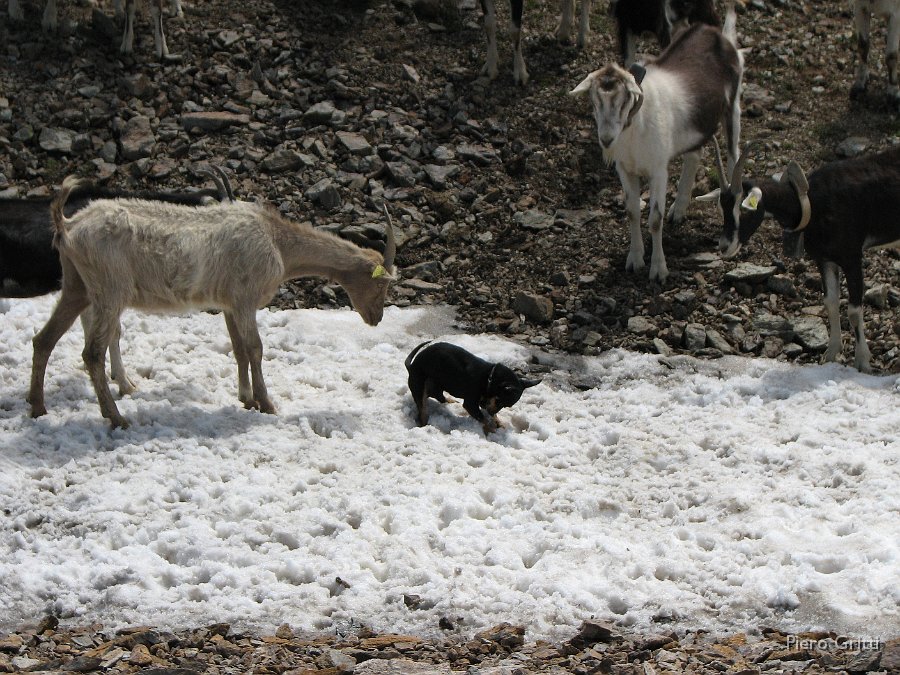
[
  {"x1": 7, "y1": 0, "x2": 182, "y2": 58},
  {"x1": 28, "y1": 177, "x2": 397, "y2": 429},
  {"x1": 569, "y1": 2, "x2": 742, "y2": 282},
  {"x1": 698, "y1": 145, "x2": 900, "y2": 372},
  {"x1": 850, "y1": 0, "x2": 900, "y2": 109},
  {"x1": 480, "y1": 0, "x2": 593, "y2": 86}
]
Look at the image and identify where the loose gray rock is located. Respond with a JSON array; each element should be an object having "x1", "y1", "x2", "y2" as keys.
[
  {"x1": 725, "y1": 263, "x2": 778, "y2": 285},
  {"x1": 354, "y1": 659, "x2": 451, "y2": 674},
  {"x1": 683, "y1": 323, "x2": 707, "y2": 350},
  {"x1": 305, "y1": 178, "x2": 341, "y2": 210},
  {"x1": 336, "y1": 131, "x2": 372, "y2": 156},
  {"x1": 38, "y1": 127, "x2": 74, "y2": 153},
  {"x1": 180, "y1": 112, "x2": 250, "y2": 133},
  {"x1": 119, "y1": 116, "x2": 155, "y2": 161},
  {"x1": 402, "y1": 64, "x2": 421, "y2": 83},
  {"x1": 753, "y1": 313, "x2": 794, "y2": 339},
  {"x1": 117, "y1": 73, "x2": 153, "y2": 99},
  {"x1": 627, "y1": 316, "x2": 656, "y2": 336},
  {"x1": 423, "y1": 164, "x2": 459, "y2": 190},
  {"x1": 836, "y1": 136, "x2": 869, "y2": 158},
  {"x1": 790, "y1": 316, "x2": 829, "y2": 352},
  {"x1": 705, "y1": 329, "x2": 735, "y2": 354},
  {"x1": 303, "y1": 101, "x2": 337, "y2": 124},
  {"x1": 261, "y1": 148, "x2": 306, "y2": 173},
  {"x1": 513, "y1": 292, "x2": 554, "y2": 324},
  {"x1": 457, "y1": 143, "x2": 500, "y2": 165},
  {"x1": 864, "y1": 283, "x2": 890, "y2": 309},
  {"x1": 386, "y1": 161, "x2": 417, "y2": 188},
  {"x1": 767, "y1": 274, "x2": 798, "y2": 297},
  {"x1": 514, "y1": 209, "x2": 554, "y2": 232},
  {"x1": 553, "y1": 209, "x2": 600, "y2": 228}
]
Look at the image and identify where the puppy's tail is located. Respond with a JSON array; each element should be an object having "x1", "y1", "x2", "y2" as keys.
[{"x1": 405, "y1": 340, "x2": 434, "y2": 371}]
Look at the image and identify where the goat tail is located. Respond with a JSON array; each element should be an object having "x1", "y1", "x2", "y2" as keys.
[
  {"x1": 51, "y1": 175, "x2": 85, "y2": 249},
  {"x1": 722, "y1": 0, "x2": 739, "y2": 49}
]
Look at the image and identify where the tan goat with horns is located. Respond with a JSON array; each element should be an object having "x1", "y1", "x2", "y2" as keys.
[{"x1": 28, "y1": 176, "x2": 397, "y2": 429}]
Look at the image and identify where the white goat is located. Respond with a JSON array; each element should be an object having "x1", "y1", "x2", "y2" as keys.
[
  {"x1": 7, "y1": 0, "x2": 182, "y2": 57},
  {"x1": 569, "y1": 2, "x2": 742, "y2": 282},
  {"x1": 29, "y1": 177, "x2": 397, "y2": 429},
  {"x1": 850, "y1": 0, "x2": 900, "y2": 109},
  {"x1": 480, "y1": 0, "x2": 593, "y2": 86}
]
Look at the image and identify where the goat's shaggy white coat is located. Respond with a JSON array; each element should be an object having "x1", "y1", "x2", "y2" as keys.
[{"x1": 28, "y1": 180, "x2": 396, "y2": 428}]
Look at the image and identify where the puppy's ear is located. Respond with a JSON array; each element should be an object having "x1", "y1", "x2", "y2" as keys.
[{"x1": 521, "y1": 378, "x2": 541, "y2": 389}]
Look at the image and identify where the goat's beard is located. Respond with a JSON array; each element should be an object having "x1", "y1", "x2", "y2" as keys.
[{"x1": 601, "y1": 145, "x2": 616, "y2": 166}]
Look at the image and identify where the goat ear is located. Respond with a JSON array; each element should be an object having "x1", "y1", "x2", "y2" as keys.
[
  {"x1": 569, "y1": 70, "x2": 599, "y2": 96},
  {"x1": 626, "y1": 90, "x2": 644, "y2": 126},
  {"x1": 784, "y1": 161, "x2": 809, "y2": 193},
  {"x1": 627, "y1": 62, "x2": 646, "y2": 85},
  {"x1": 695, "y1": 188, "x2": 721, "y2": 202}
]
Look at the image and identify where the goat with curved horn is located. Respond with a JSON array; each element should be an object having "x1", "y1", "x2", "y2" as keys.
[{"x1": 695, "y1": 144, "x2": 900, "y2": 373}]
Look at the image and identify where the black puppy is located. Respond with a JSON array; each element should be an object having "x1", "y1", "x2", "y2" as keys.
[{"x1": 405, "y1": 340, "x2": 540, "y2": 434}]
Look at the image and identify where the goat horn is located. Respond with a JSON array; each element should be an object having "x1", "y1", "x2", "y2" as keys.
[
  {"x1": 211, "y1": 165, "x2": 235, "y2": 202},
  {"x1": 198, "y1": 165, "x2": 234, "y2": 203},
  {"x1": 729, "y1": 144, "x2": 751, "y2": 196},
  {"x1": 382, "y1": 203, "x2": 397, "y2": 269},
  {"x1": 785, "y1": 161, "x2": 812, "y2": 230},
  {"x1": 712, "y1": 137, "x2": 728, "y2": 191}
]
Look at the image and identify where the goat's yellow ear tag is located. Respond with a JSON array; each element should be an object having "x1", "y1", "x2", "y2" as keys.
[
  {"x1": 372, "y1": 264, "x2": 386, "y2": 279},
  {"x1": 741, "y1": 188, "x2": 762, "y2": 211}
]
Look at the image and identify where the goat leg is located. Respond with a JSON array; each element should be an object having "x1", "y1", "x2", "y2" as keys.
[
  {"x1": 29, "y1": 289, "x2": 89, "y2": 419},
  {"x1": 647, "y1": 173, "x2": 669, "y2": 282},
  {"x1": 83, "y1": 311, "x2": 130, "y2": 428},
  {"x1": 480, "y1": 0, "x2": 500, "y2": 80},
  {"x1": 851, "y1": 4, "x2": 872, "y2": 99},
  {"x1": 557, "y1": 0, "x2": 575, "y2": 43},
  {"x1": 224, "y1": 311, "x2": 253, "y2": 407},
  {"x1": 577, "y1": 0, "x2": 592, "y2": 48},
  {"x1": 8, "y1": 0, "x2": 24, "y2": 22},
  {"x1": 618, "y1": 169, "x2": 646, "y2": 274},
  {"x1": 41, "y1": 0, "x2": 58, "y2": 32},
  {"x1": 821, "y1": 261, "x2": 844, "y2": 364},
  {"x1": 667, "y1": 150, "x2": 701, "y2": 225},
  {"x1": 887, "y1": 12, "x2": 900, "y2": 109},
  {"x1": 228, "y1": 310, "x2": 275, "y2": 414},
  {"x1": 844, "y1": 259, "x2": 873, "y2": 372}
]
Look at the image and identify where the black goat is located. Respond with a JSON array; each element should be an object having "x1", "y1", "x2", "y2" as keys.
[
  {"x1": 699, "y1": 144, "x2": 900, "y2": 372},
  {"x1": 610, "y1": 0, "x2": 720, "y2": 65},
  {"x1": 1, "y1": 167, "x2": 234, "y2": 392}
]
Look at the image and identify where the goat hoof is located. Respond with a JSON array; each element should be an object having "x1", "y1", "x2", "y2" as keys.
[
  {"x1": 116, "y1": 379, "x2": 137, "y2": 397},
  {"x1": 110, "y1": 417, "x2": 130, "y2": 430},
  {"x1": 849, "y1": 83, "x2": 867, "y2": 100},
  {"x1": 30, "y1": 405, "x2": 48, "y2": 418}
]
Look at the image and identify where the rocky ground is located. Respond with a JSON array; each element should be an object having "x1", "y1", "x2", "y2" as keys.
[
  {"x1": 1, "y1": 0, "x2": 899, "y2": 373},
  {"x1": 1, "y1": 0, "x2": 898, "y2": 672},
  {"x1": 1, "y1": 617, "x2": 898, "y2": 675}
]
